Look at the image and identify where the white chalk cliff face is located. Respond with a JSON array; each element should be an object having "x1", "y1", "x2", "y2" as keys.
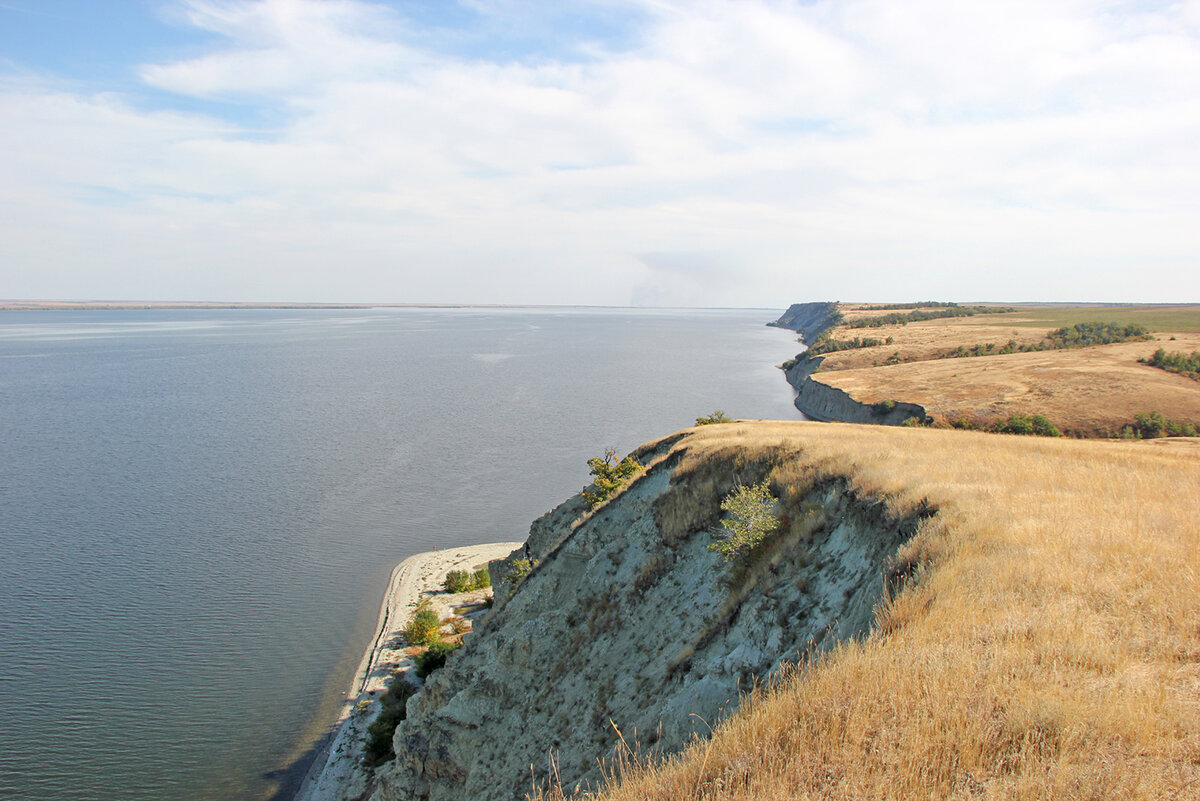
[{"x1": 369, "y1": 433, "x2": 926, "y2": 801}]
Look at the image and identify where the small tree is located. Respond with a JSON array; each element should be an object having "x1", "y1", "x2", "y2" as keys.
[
  {"x1": 404, "y1": 599, "x2": 441, "y2": 646},
  {"x1": 582, "y1": 450, "x2": 642, "y2": 508},
  {"x1": 708, "y1": 481, "x2": 782, "y2": 561},
  {"x1": 695, "y1": 410, "x2": 732, "y2": 425}
]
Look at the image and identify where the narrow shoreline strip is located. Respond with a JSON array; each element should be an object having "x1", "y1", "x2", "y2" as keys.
[{"x1": 292, "y1": 541, "x2": 523, "y2": 801}]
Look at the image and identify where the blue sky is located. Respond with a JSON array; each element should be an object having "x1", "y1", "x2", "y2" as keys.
[{"x1": 1, "y1": 0, "x2": 1198, "y2": 305}]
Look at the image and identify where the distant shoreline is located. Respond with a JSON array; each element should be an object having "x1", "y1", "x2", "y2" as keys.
[{"x1": 0, "y1": 301, "x2": 782, "y2": 312}]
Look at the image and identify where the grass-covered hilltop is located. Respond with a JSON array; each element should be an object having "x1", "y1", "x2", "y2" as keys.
[
  {"x1": 346, "y1": 302, "x2": 1198, "y2": 801},
  {"x1": 773, "y1": 302, "x2": 1200, "y2": 438}
]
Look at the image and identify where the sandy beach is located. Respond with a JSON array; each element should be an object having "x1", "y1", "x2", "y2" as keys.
[{"x1": 293, "y1": 541, "x2": 523, "y2": 801}]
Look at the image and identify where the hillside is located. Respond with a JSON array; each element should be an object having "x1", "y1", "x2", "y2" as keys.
[
  {"x1": 369, "y1": 421, "x2": 1199, "y2": 801},
  {"x1": 774, "y1": 303, "x2": 1200, "y2": 436}
]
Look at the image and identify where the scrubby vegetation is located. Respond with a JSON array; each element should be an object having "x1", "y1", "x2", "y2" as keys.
[
  {"x1": 414, "y1": 639, "x2": 463, "y2": 679},
  {"x1": 1117, "y1": 411, "x2": 1200, "y2": 438},
  {"x1": 872, "y1": 399, "x2": 896, "y2": 415},
  {"x1": 364, "y1": 672, "x2": 415, "y2": 765},
  {"x1": 806, "y1": 334, "x2": 892, "y2": 356},
  {"x1": 941, "y1": 322, "x2": 1152, "y2": 360},
  {"x1": 505, "y1": 557, "x2": 536, "y2": 588},
  {"x1": 707, "y1": 481, "x2": 783, "y2": 562},
  {"x1": 443, "y1": 566, "x2": 491, "y2": 593},
  {"x1": 582, "y1": 450, "x2": 643, "y2": 508},
  {"x1": 948, "y1": 413, "x2": 1063, "y2": 437},
  {"x1": 1141, "y1": 347, "x2": 1200, "y2": 381},
  {"x1": 861, "y1": 301, "x2": 959, "y2": 310},
  {"x1": 403, "y1": 599, "x2": 442, "y2": 646},
  {"x1": 994, "y1": 413, "x2": 1062, "y2": 437},
  {"x1": 695, "y1": 410, "x2": 733, "y2": 425},
  {"x1": 847, "y1": 306, "x2": 1016, "y2": 329}
]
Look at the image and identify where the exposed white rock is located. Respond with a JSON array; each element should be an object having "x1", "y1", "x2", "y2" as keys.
[{"x1": 368, "y1": 438, "x2": 926, "y2": 801}]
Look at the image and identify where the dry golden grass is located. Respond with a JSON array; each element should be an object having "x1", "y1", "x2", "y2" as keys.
[
  {"x1": 540, "y1": 421, "x2": 1200, "y2": 801},
  {"x1": 802, "y1": 304, "x2": 1200, "y2": 435}
]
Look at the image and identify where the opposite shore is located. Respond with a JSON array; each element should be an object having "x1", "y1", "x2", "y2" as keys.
[{"x1": 292, "y1": 541, "x2": 523, "y2": 801}]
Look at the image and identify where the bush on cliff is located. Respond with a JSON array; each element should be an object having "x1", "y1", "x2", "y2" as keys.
[
  {"x1": 582, "y1": 450, "x2": 643, "y2": 508},
  {"x1": 415, "y1": 639, "x2": 462, "y2": 679},
  {"x1": 708, "y1": 481, "x2": 783, "y2": 562},
  {"x1": 695, "y1": 410, "x2": 733, "y2": 425}
]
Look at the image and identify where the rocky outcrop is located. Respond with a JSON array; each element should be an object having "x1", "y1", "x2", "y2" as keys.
[
  {"x1": 768, "y1": 302, "x2": 842, "y2": 343},
  {"x1": 369, "y1": 432, "x2": 930, "y2": 801},
  {"x1": 794, "y1": 376, "x2": 927, "y2": 425}
]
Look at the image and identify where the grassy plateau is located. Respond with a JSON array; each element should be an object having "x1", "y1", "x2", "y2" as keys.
[
  {"x1": 801, "y1": 303, "x2": 1200, "y2": 436},
  {"x1": 537, "y1": 421, "x2": 1200, "y2": 801}
]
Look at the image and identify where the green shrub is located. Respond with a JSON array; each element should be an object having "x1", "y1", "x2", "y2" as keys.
[
  {"x1": 1117, "y1": 411, "x2": 1198, "y2": 439},
  {"x1": 443, "y1": 569, "x2": 472, "y2": 593},
  {"x1": 695, "y1": 410, "x2": 733, "y2": 425},
  {"x1": 708, "y1": 481, "x2": 782, "y2": 562},
  {"x1": 901, "y1": 416, "x2": 923, "y2": 427},
  {"x1": 414, "y1": 639, "x2": 462, "y2": 678},
  {"x1": 404, "y1": 599, "x2": 441, "y2": 646},
  {"x1": 364, "y1": 673, "x2": 415, "y2": 765},
  {"x1": 582, "y1": 450, "x2": 642, "y2": 508},
  {"x1": 994, "y1": 414, "x2": 1062, "y2": 437},
  {"x1": 873, "y1": 399, "x2": 897, "y2": 415},
  {"x1": 1141, "y1": 347, "x2": 1200, "y2": 381},
  {"x1": 504, "y1": 558, "x2": 536, "y2": 596},
  {"x1": 471, "y1": 566, "x2": 491, "y2": 589}
]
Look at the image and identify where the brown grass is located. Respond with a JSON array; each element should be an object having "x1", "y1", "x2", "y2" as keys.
[
  {"x1": 804, "y1": 304, "x2": 1200, "y2": 435},
  {"x1": 537, "y1": 421, "x2": 1200, "y2": 801}
]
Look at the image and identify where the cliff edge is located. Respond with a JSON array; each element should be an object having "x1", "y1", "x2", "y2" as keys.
[
  {"x1": 368, "y1": 424, "x2": 929, "y2": 801},
  {"x1": 770, "y1": 303, "x2": 928, "y2": 425}
]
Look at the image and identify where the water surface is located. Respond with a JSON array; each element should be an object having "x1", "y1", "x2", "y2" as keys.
[{"x1": 0, "y1": 307, "x2": 801, "y2": 800}]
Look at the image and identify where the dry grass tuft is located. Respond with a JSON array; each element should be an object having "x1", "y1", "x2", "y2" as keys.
[{"x1": 538, "y1": 421, "x2": 1200, "y2": 801}]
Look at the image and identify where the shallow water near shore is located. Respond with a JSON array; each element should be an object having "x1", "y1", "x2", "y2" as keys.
[{"x1": 0, "y1": 307, "x2": 800, "y2": 801}]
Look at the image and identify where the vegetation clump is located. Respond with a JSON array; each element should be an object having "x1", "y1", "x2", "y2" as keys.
[
  {"x1": 364, "y1": 672, "x2": 415, "y2": 765},
  {"x1": 872, "y1": 399, "x2": 897, "y2": 415},
  {"x1": 443, "y1": 566, "x2": 492, "y2": 593},
  {"x1": 1141, "y1": 347, "x2": 1200, "y2": 381},
  {"x1": 807, "y1": 335, "x2": 889, "y2": 355},
  {"x1": 847, "y1": 306, "x2": 1015, "y2": 329},
  {"x1": 695, "y1": 410, "x2": 733, "y2": 425},
  {"x1": 505, "y1": 557, "x2": 536, "y2": 589},
  {"x1": 708, "y1": 481, "x2": 783, "y2": 562},
  {"x1": 404, "y1": 599, "x2": 442, "y2": 646},
  {"x1": 949, "y1": 413, "x2": 1063, "y2": 437},
  {"x1": 995, "y1": 413, "x2": 1062, "y2": 437},
  {"x1": 941, "y1": 322, "x2": 1152, "y2": 361},
  {"x1": 582, "y1": 450, "x2": 643, "y2": 508},
  {"x1": 862, "y1": 301, "x2": 960, "y2": 310},
  {"x1": 414, "y1": 639, "x2": 463, "y2": 678},
  {"x1": 1117, "y1": 411, "x2": 1199, "y2": 439}
]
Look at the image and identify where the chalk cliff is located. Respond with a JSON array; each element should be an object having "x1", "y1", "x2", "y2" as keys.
[
  {"x1": 766, "y1": 302, "x2": 842, "y2": 343},
  {"x1": 771, "y1": 304, "x2": 928, "y2": 425},
  {"x1": 368, "y1": 426, "x2": 928, "y2": 801}
]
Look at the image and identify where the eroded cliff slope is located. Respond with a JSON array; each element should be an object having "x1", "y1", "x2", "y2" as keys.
[{"x1": 370, "y1": 425, "x2": 930, "y2": 801}]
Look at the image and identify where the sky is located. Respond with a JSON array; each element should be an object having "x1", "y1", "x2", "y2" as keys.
[{"x1": 1, "y1": 0, "x2": 1198, "y2": 306}]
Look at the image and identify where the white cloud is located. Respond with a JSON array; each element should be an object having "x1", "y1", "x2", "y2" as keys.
[{"x1": 1, "y1": 0, "x2": 1198, "y2": 303}]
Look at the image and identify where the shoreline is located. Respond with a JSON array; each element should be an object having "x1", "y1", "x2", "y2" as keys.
[{"x1": 291, "y1": 541, "x2": 523, "y2": 801}]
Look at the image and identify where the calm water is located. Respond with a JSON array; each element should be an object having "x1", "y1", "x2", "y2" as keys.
[{"x1": 0, "y1": 307, "x2": 801, "y2": 801}]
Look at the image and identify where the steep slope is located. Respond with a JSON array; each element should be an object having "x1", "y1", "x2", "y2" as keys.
[
  {"x1": 369, "y1": 426, "x2": 931, "y2": 801},
  {"x1": 767, "y1": 302, "x2": 842, "y2": 343}
]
